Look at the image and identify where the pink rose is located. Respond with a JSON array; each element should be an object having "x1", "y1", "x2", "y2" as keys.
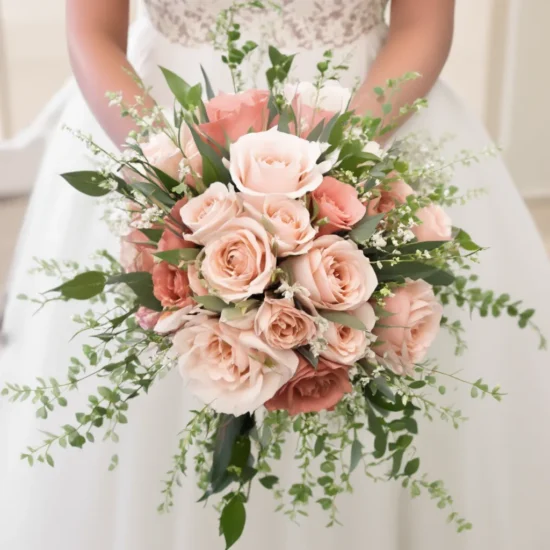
[
  {"x1": 265, "y1": 356, "x2": 352, "y2": 416},
  {"x1": 313, "y1": 177, "x2": 367, "y2": 236},
  {"x1": 229, "y1": 129, "x2": 327, "y2": 199},
  {"x1": 152, "y1": 261, "x2": 193, "y2": 309},
  {"x1": 141, "y1": 132, "x2": 183, "y2": 182},
  {"x1": 136, "y1": 307, "x2": 162, "y2": 330},
  {"x1": 180, "y1": 182, "x2": 243, "y2": 246},
  {"x1": 154, "y1": 305, "x2": 214, "y2": 334},
  {"x1": 412, "y1": 205, "x2": 453, "y2": 242},
  {"x1": 198, "y1": 89, "x2": 269, "y2": 146},
  {"x1": 373, "y1": 279, "x2": 443, "y2": 375},
  {"x1": 254, "y1": 297, "x2": 317, "y2": 350},
  {"x1": 321, "y1": 302, "x2": 376, "y2": 365},
  {"x1": 158, "y1": 198, "x2": 193, "y2": 252},
  {"x1": 243, "y1": 195, "x2": 317, "y2": 256},
  {"x1": 285, "y1": 235, "x2": 378, "y2": 311},
  {"x1": 366, "y1": 180, "x2": 415, "y2": 216},
  {"x1": 174, "y1": 319, "x2": 299, "y2": 415},
  {"x1": 201, "y1": 217, "x2": 276, "y2": 302},
  {"x1": 120, "y1": 229, "x2": 155, "y2": 273}
]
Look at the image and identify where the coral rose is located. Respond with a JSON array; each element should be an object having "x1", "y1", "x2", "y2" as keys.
[
  {"x1": 152, "y1": 261, "x2": 193, "y2": 309},
  {"x1": 373, "y1": 279, "x2": 443, "y2": 375},
  {"x1": 265, "y1": 356, "x2": 352, "y2": 416},
  {"x1": 174, "y1": 319, "x2": 299, "y2": 415},
  {"x1": 366, "y1": 180, "x2": 415, "y2": 216},
  {"x1": 284, "y1": 235, "x2": 378, "y2": 311},
  {"x1": 313, "y1": 177, "x2": 367, "y2": 236}
]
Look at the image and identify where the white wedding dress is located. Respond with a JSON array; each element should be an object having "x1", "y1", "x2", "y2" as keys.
[{"x1": 1, "y1": 1, "x2": 550, "y2": 549}]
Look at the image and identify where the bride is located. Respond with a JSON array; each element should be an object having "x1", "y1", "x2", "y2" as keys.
[{"x1": 1, "y1": 0, "x2": 550, "y2": 548}]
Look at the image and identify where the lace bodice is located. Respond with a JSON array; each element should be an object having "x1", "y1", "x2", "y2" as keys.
[{"x1": 143, "y1": 0, "x2": 389, "y2": 50}]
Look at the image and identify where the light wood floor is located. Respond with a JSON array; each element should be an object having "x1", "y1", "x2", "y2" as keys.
[{"x1": 0, "y1": 196, "x2": 549, "y2": 291}]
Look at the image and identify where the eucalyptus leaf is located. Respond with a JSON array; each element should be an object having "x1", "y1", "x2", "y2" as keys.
[
  {"x1": 296, "y1": 346, "x2": 319, "y2": 368},
  {"x1": 259, "y1": 475, "x2": 279, "y2": 489},
  {"x1": 61, "y1": 171, "x2": 112, "y2": 197},
  {"x1": 349, "y1": 213, "x2": 385, "y2": 244},
  {"x1": 220, "y1": 497, "x2": 246, "y2": 550},
  {"x1": 107, "y1": 272, "x2": 162, "y2": 311},
  {"x1": 50, "y1": 271, "x2": 107, "y2": 300},
  {"x1": 194, "y1": 295, "x2": 231, "y2": 313},
  {"x1": 319, "y1": 310, "x2": 366, "y2": 331},
  {"x1": 154, "y1": 248, "x2": 199, "y2": 266},
  {"x1": 350, "y1": 439, "x2": 363, "y2": 473},
  {"x1": 404, "y1": 457, "x2": 420, "y2": 477}
]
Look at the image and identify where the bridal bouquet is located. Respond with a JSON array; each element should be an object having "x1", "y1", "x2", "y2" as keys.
[{"x1": 3, "y1": 2, "x2": 545, "y2": 548}]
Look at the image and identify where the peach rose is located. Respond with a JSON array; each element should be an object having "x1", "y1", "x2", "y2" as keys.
[
  {"x1": 243, "y1": 195, "x2": 317, "y2": 256},
  {"x1": 285, "y1": 235, "x2": 378, "y2": 311},
  {"x1": 136, "y1": 307, "x2": 162, "y2": 330},
  {"x1": 366, "y1": 180, "x2": 415, "y2": 216},
  {"x1": 152, "y1": 261, "x2": 193, "y2": 309},
  {"x1": 187, "y1": 264, "x2": 208, "y2": 297},
  {"x1": 313, "y1": 177, "x2": 367, "y2": 236},
  {"x1": 321, "y1": 302, "x2": 376, "y2": 365},
  {"x1": 174, "y1": 319, "x2": 299, "y2": 415},
  {"x1": 180, "y1": 182, "x2": 243, "y2": 246},
  {"x1": 141, "y1": 132, "x2": 183, "y2": 182},
  {"x1": 201, "y1": 217, "x2": 276, "y2": 302},
  {"x1": 199, "y1": 89, "x2": 269, "y2": 146},
  {"x1": 254, "y1": 297, "x2": 317, "y2": 350},
  {"x1": 158, "y1": 198, "x2": 192, "y2": 252},
  {"x1": 412, "y1": 205, "x2": 453, "y2": 242},
  {"x1": 154, "y1": 305, "x2": 214, "y2": 334},
  {"x1": 373, "y1": 279, "x2": 443, "y2": 375},
  {"x1": 120, "y1": 229, "x2": 155, "y2": 273},
  {"x1": 229, "y1": 129, "x2": 327, "y2": 199},
  {"x1": 265, "y1": 356, "x2": 352, "y2": 416}
]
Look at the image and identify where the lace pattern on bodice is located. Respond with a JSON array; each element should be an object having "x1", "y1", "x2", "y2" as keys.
[{"x1": 143, "y1": 0, "x2": 388, "y2": 49}]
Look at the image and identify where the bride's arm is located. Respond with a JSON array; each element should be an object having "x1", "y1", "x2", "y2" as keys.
[
  {"x1": 351, "y1": 0, "x2": 455, "y2": 134},
  {"x1": 66, "y1": 0, "x2": 156, "y2": 147}
]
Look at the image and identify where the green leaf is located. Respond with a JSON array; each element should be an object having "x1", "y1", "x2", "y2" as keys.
[
  {"x1": 314, "y1": 436, "x2": 325, "y2": 457},
  {"x1": 50, "y1": 271, "x2": 106, "y2": 300},
  {"x1": 277, "y1": 106, "x2": 294, "y2": 134},
  {"x1": 319, "y1": 310, "x2": 366, "y2": 331},
  {"x1": 61, "y1": 171, "x2": 112, "y2": 197},
  {"x1": 140, "y1": 229, "x2": 164, "y2": 243},
  {"x1": 220, "y1": 497, "x2": 246, "y2": 550},
  {"x1": 154, "y1": 248, "x2": 199, "y2": 266},
  {"x1": 132, "y1": 181, "x2": 176, "y2": 208},
  {"x1": 327, "y1": 110, "x2": 354, "y2": 147},
  {"x1": 350, "y1": 213, "x2": 385, "y2": 244},
  {"x1": 188, "y1": 125, "x2": 230, "y2": 184},
  {"x1": 151, "y1": 166, "x2": 181, "y2": 193},
  {"x1": 306, "y1": 119, "x2": 325, "y2": 142},
  {"x1": 107, "y1": 272, "x2": 162, "y2": 311},
  {"x1": 350, "y1": 439, "x2": 363, "y2": 473},
  {"x1": 230, "y1": 436, "x2": 252, "y2": 470},
  {"x1": 454, "y1": 228, "x2": 481, "y2": 252},
  {"x1": 193, "y1": 295, "x2": 230, "y2": 313},
  {"x1": 396, "y1": 240, "x2": 450, "y2": 255},
  {"x1": 200, "y1": 65, "x2": 216, "y2": 100},
  {"x1": 404, "y1": 457, "x2": 420, "y2": 477},
  {"x1": 391, "y1": 450, "x2": 404, "y2": 477},
  {"x1": 374, "y1": 261, "x2": 455, "y2": 286},
  {"x1": 259, "y1": 475, "x2": 279, "y2": 489},
  {"x1": 296, "y1": 346, "x2": 319, "y2": 368},
  {"x1": 160, "y1": 67, "x2": 203, "y2": 111}
]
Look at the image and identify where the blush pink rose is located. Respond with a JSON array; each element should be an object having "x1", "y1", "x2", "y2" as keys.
[
  {"x1": 198, "y1": 89, "x2": 270, "y2": 146},
  {"x1": 120, "y1": 229, "x2": 155, "y2": 273},
  {"x1": 136, "y1": 307, "x2": 162, "y2": 330},
  {"x1": 412, "y1": 205, "x2": 453, "y2": 242},
  {"x1": 201, "y1": 217, "x2": 276, "y2": 302},
  {"x1": 265, "y1": 356, "x2": 352, "y2": 416},
  {"x1": 229, "y1": 129, "x2": 327, "y2": 199},
  {"x1": 179, "y1": 124, "x2": 203, "y2": 185},
  {"x1": 373, "y1": 279, "x2": 443, "y2": 375},
  {"x1": 187, "y1": 264, "x2": 208, "y2": 297},
  {"x1": 243, "y1": 195, "x2": 317, "y2": 256},
  {"x1": 313, "y1": 177, "x2": 367, "y2": 236},
  {"x1": 321, "y1": 302, "x2": 377, "y2": 365},
  {"x1": 180, "y1": 182, "x2": 243, "y2": 246},
  {"x1": 174, "y1": 319, "x2": 299, "y2": 415},
  {"x1": 284, "y1": 235, "x2": 378, "y2": 311},
  {"x1": 254, "y1": 297, "x2": 317, "y2": 350},
  {"x1": 366, "y1": 180, "x2": 415, "y2": 216},
  {"x1": 154, "y1": 305, "x2": 215, "y2": 334},
  {"x1": 141, "y1": 132, "x2": 183, "y2": 182},
  {"x1": 158, "y1": 198, "x2": 193, "y2": 252},
  {"x1": 152, "y1": 261, "x2": 193, "y2": 309}
]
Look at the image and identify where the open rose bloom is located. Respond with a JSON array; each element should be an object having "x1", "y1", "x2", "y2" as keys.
[{"x1": 28, "y1": 39, "x2": 532, "y2": 546}]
